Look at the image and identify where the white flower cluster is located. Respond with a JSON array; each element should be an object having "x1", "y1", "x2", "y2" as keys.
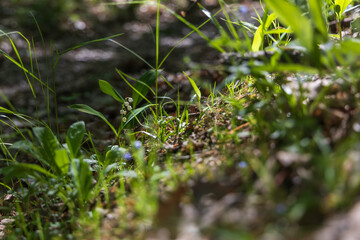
[{"x1": 120, "y1": 97, "x2": 133, "y2": 122}]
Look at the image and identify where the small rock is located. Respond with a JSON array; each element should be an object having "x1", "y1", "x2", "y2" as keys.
[{"x1": 0, "y1": 219, "x2": 14, "y2": 225}]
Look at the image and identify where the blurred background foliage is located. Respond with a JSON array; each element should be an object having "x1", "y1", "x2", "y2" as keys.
[{"x1": 0, "y1": 0, "x2": 139, "y2": 36}]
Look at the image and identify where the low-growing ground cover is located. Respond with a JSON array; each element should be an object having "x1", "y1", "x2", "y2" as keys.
[{"x1": 1, "y1": 0, "x2": 360, "y2": 239}]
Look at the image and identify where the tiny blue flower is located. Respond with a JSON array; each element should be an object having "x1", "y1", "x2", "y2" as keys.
[
  {"x1": 275, "y1": 203, "x2": 287, "y2": 214},
  {"x1": 123, "y1": 152, "x2": 132, "y2": 161},
  {"x1": 134, "y1": 140, "x2": 142, "y2": 149},
  {"x1": 238, "y1": 161, "x2": 247, "y2": 169},
  {"x1": 239, "y1": 5, "x2": 248, "y2": 14}
]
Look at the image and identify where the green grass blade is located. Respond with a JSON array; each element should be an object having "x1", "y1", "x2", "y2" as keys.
[
  {"x1": 0, "y1": 49, "x2": 54, "y2": 93},
  {"x1": 309, "y1": 0, "x2": 328, "y2": 38},
  {"x1": 0, "y1": 182, "x2": 12, "y2": 190},
  {"x1": 183, "y1": 72, "x2": 201, "y2": 101},
  {"x1": 161, "y1": 4, "x2": 225, "y2": 52},
  {"x1": 123, "y1": 104, "x2": 157, "y2": 128},
  {"x1": 115, "y1": 69, "x2": 153, "y2": 107},
  {"x1": 218, "y1": 0, "x2": 241, "y2": 47},
  {"x1": 1, "y1": 163, "x2": 57, "y2": 180},
  {"x1": 158, "y1": 14, "x2": 214, "y2": 69},
  {"x1": 59, "y1": 33, "x2": 123, "y2": 55},
  {"x1": 68, "y1": 104, "x2": 117, "y2": 136},
  {"x1": 108, "y1": 39, "x2": 154, "y2": 69}
]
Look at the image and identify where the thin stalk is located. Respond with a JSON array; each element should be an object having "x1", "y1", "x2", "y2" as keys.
[
  {"x1": 338, "y1": 19, "x2": 343, "y2": 41},
  {"x1": 155, "y1": 0, "x2": 161, "y2": 121}
]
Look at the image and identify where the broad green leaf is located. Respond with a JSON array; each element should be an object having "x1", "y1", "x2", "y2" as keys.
[
  {"x1": 69, "y1": 104, "x2": 117, "y2": 136},
  {"x1": 66, "y1": 121, "x2": 85, "y2": 158},
  {"x1": 99, "y1": 80, "x2": 124, "y2": 103},
  {"x1": 351, "y1": 17, "x2": 360, "y2": 33},
  {"x1": 105, "y1": 145, "x2": 126, "y2": 165},
  {"x1": 131, "y1": 70, "x2": 157, "y2": 108},
  {"x1": 335, "y1": 0, "x2": 353, "y2": 17},
  {"x1": 264, "y1": 0, "x2": 313, "y2": 51},
  {"x1": 10, "y1": 140, "x2": 44, "y2": 163},
  {"x1": 33, "y1": 127, "x2": 60, "y2": 173},
  {"x1": 183, "y1": 72, "x2": 201, "y2": 101},
  {"x1": 71, "y1": 159, "x2": 93, "y2": 202},
  {"x1": 55, "y1": 149, "x2": 70, "y2": 175},
  {"x1": 341, "y1": 38, "x2": 360, "y2": 54}
]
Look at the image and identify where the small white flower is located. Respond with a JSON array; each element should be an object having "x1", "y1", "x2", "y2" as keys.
[
  {"x1": 127, "y1": 106, "x2": 132, "y2": 111},
  {"x1": 128, "y1": 97, "x2": 133, "y2": 103},
  {"x1": 122, "y1": 117, "x2": 127, "y2": 122},
  {"x1": 120, "y1": 110, "x2": 125, "y2": 115},
  {"x1": 125, "y1": 102, "x2": 130, "y2": 107}
]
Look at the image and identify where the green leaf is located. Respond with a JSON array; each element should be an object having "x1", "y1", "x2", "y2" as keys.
[
  {"x1": 351, "y1": 17, "x2": 360, "y2": 33},
  {"x1": 265, "y1": 28, "x2": 292, "y2": 34},
  {"x1": 116, "y1": 69, "x2": 153, "y2": 108},
  {"x1": 59, "y1": 33, "x2": 123, "y2": 56},
  {"x1": 183, "y1": 72, "x2": 201, "y2": 101},
  {"x1": 69, "y1": 104, "x2": 117, "y2": 136},
  {"x1": 0, "y1": 182, "x2": 11, "y2": 190},
  {"x1": 335, "y1": 0, "x2": 353, "y2": 17},
  {"x1": 264, "y1": 0, "x2": 313, "y2": 51},
  {"x1": 0, "y1": 106, "x2": 14, "y2": 114},
  {"x1": 33, "y1": 127, "x2": 60, "y2": 173},
  {"x1": 55, "y1": 149, "x2": 70, "y2": 175},
  {"x1": 71, "y1": 159, "x2": 93, "y2": 202},
  {"x1": 99, "y1": 80, "x2": 124, "y2": 103},
  {"x1": 66, "y1": 121, "x2": 85, "y2": 158},
  {"x1": 122, "y1": 104, "x2": 157, "y2": 131},
  {"x1": 254, "y1": 63, "x2": 318, "y2": 73},
  {"x1": 105, "y1": 145, "x2": 126, "y2": 165},
  {"x1": 11, "y1": 140, "x2": 44, "y2": 164},
  {"x1": 131, "y1": 70, "x2": 157, "y2": 108},
  {"x1": 341, "y1": 38, "x2": 360, "y2": 54},
  {"x1": 308, "y1": 0, "x2": 328, "y2": 38},
  {"x1": 0, "y1": 163, "x2": 56, "y2": 181},
  {"x1": 252, "y1": 13, "x2": 277, "y2": 51}
]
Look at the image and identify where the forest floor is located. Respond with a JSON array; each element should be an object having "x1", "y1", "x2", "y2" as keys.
[{"x1": 1, "y1": 1, "x2": 360, "y2": 239}]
